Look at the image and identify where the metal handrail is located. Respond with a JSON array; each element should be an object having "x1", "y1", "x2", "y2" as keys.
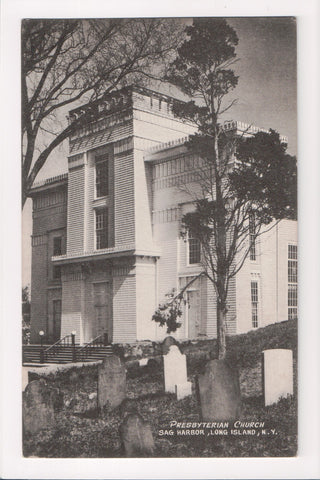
[
  {"x1": 44, "y1": 334, "x2": 73, "y2": 353},
  {"x1": 77, "y1": 333, "x2": 109, "y2": 361},
  {"x1": 42, "y1": 334, "x2": 75, "y2": 362}
]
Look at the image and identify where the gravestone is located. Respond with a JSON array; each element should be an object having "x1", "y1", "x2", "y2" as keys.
[
  {"x1": 263, "y1": 349, "x2": 293, "y2": 406},
  {"x1": 23, "y1": 379, "x2": 59, "y2": 434},
  {"x1": 139, "y1": 358, "x2": 148, "y2": 367},
  {"x1": 175, "y1": 381, "x2": 192, "y2": 400},
  {"x1": 98, "y1": 355, "x2": 126, "y2": 410},
  {"x1": 161, "y1": 336, "x2": 178, "y2": 355},
  {"x1": 119, "y1": 413, "x2": 155, "y2": 457},
  {"x1": 196, "y1": 359, "x2": 241, "y2": 421},
  {"x1": 163, "y1": 345, "x2": 187, "y2": 393}
]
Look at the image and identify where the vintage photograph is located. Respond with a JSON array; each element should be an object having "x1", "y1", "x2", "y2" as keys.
[{"x1": 21, "y1": 17, "x2": 298, "y2": 458}]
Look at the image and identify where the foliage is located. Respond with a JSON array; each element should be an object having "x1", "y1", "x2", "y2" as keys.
[
  {"x1": 152, "y1": 289, "x2": 183, "y2": 333},
  {"x1": 152, "y1": 274, "x2": 204, "y2": 333},
  {"x1": 165, "y1": 18, "x2": 297, "y2": 359},
  {"x1": 22, "y1": 18, "x2": 184, "y2": 207},
  {"x1": 231, "y1": 129, "x2": 297, "y2": 221},
  {"x1": 23, "y1": 319, "x2": 297, "y2": 458},
  {"x1": 22, "y1": 286, "x2": 31, "y2": 344}
]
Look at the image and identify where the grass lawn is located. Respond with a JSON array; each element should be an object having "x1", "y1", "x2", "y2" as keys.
[{"x1": 23, "y1": 319, "x2": 297, "y2": 458}]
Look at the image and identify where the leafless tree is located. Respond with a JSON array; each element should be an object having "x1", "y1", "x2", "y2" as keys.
[{"x1": 22, "y1": 18, "x2": 184, "y2": 207}]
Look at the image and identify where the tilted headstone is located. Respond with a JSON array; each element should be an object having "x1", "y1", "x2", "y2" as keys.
[
  {"x1": 196, "y1": 359, "x2": 241, "y2": 421},
  {"x1": 163, "y1": 345, "x2": 187, "y2": 393},
  {"x1": 263, "y1": 349, "x2": 293, "y2": 406},
  {"x1": 119, "y1": 413, "x2": 155, "y2": 457},
  {"x1": 175, "y1": 381, "x2": 192, "y2": 400},
  {"x1": 23, "y1": 379, "x2": 60, "y2": 434},
  {"x1": 98, "y1": 355, "x2": 126, "y2": 410},
  {"x1": 161, "y1": 336, "x2": 178, "y2": 355}
]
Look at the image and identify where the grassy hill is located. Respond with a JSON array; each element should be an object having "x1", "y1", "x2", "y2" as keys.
[{"x1": 23, "y1": 319, "x2": 297, "y2": 458}]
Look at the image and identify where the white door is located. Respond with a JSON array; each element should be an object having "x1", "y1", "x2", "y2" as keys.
[{"x1": 187, "y1": 290, "x2": 200, "y2": 339}]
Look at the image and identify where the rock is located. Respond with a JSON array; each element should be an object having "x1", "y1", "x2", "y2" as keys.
[
  {"x1": 263, "y1": 349, "x2": 293, "y2": 406},
  {"x1": 23, "y1": 379, "x2": 61, "y2": 434},
  {"x1": 98, "y1": 355, "x2": 126, "y2": 410},
  {"x1": 138, "y1": 358, "x2": 148, "y2": 367},
  {"x1": 196, "y1": 359, "x2": 241, "y2": 421},
  {"x1": 161, "y1": 336, "x2": 178, "y2": 355},
  {"x1": 119, "y1": 413, "x2": 155, "y2": 457},
  {"x1": 175, "y1": 381, "x2": 192, "y2": 400},
  {"x1": 163, "y1": 345, "x2": 187, "y2": 393}
]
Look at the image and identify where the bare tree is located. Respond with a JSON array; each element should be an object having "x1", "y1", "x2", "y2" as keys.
[{"x1": 22, "y1": 18, "x2": 184, "y2": 207}]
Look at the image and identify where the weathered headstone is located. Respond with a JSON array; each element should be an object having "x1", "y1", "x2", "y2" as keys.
[
  {"x1": 161, "y1": 335, "x2": 178, "y2": 355},
  {"x1": 23, "y1": 379, "x2": 59, "y2": 434},
  {"x1": 263, "y1": 349, "x2": 293, "y2": 406},
  {"x1": 119, "y1": 413, "x2": 155, "y2": 457},
  {"x1": 196, "y1": 359, "x2": 241, "y2": 421},
  {"x1": 163, "y1": 345, "x2": 187, "y2": 393},
  {"x1": 98, "y1": 355, "x2": 126, "y2": 410},
  {"x1": 175, "y1": 381, "x2": 192, "y2": 400}
]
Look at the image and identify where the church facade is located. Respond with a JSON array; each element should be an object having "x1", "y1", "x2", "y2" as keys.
[{"x1": 29, "y1": 86, "x2": 297, "y2": 345}]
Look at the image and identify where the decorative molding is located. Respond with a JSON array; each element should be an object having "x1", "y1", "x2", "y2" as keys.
[
  {"x1": 250, "y1": 271, "x2": 261, "y2": 278},
  {"x1": 112, "y1": 265, "x2": 135, "y2": 277},
  {"x1": 69, "y1": 112, "x2": 133, "y2": 142},
  {"x1": 223, "y1": 120, "x2": 288, "y2": 144},
  {"x1": 153, "y1": 171, "x2": 201, "y2": 191},
  {"x1": 32, "y1": 234, "x2": 47, "y2": 246},
  {"x1": 68, "y1": 153, "x2": 86, "y2": 169},
  {"x1": 63, "y1": 272, "x2": 85, "y2": 282},
  {"x1": 147, "y1": 136, "x2": 190, "y2": 154},
  {"x1": 33, "y1": 190, "x2": 67, "y2": 210},
  {"x1": 114, "y1": 137, "x2": 133, "y2": 154},
  {"x1": 152, "y1": 207, "x2": 180, "y2": 224},
  {"x1": 33, "y1": 205, "x2": 67, "y2": 217},
  {"x1": 32, "y1": 173, "x2": 68, "y2": 189}
]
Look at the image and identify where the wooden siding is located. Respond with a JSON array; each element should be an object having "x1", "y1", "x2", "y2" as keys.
[
  {"x1": 114, "y1": 152, "x2": 135, "y2": 246},
  {"x1": 67, "y1": 167, "x2": 85, "y2": 254},
  {"x1": 30, "y1": 189, "x2": 67, "y2": 343},
  {"x1": 134, "y1": 150, "x2": 153, "y2": 250},
  {"x1": 30, "y1": 241, "x2": 48, "y2": 342},
  {"x1": 236, "y1": 219, "x2": 298, "y2": 333},
  {"x1": 60, "y1": 276, "x2": 83, "y2": 344},
  {"x1": 113, "y1": 274, "x2": 136, "y2": 343},
  {"x1": 136, "y1": 260, "x2": 157, "y2": 341}
]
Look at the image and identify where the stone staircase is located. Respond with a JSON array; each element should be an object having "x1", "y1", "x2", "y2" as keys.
[{"x1": 23, "y1": 344, "x2": 113, "y2": 364}]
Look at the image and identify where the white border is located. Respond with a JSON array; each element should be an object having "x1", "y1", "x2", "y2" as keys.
[{"x1": 1, "y1": 0, "x2": 319, "y2": 478}]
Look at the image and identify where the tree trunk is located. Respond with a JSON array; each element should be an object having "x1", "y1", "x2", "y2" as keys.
[{"x1": 217, "y1": 300, "x2": 227, "y2": 359}]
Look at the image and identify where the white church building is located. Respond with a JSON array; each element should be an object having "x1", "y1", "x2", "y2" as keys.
[{"x1": 29, "y1": 86, "x2": 297, "y2": 345}]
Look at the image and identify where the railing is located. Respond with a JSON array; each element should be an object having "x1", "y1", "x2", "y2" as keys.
[
  {"x1": 42, "y1": 333, "x2": 76, "y2": 363},
  {"x1": 77, "y1": 333, "x2": 109, "y2": 362}
]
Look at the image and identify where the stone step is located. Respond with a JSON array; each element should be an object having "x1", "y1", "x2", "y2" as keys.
[{"x1": 23, "y1": 344, "x2": 113, "y2": 364}]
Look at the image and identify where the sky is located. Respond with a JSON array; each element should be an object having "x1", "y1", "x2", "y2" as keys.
[{"x1": 22, "y1": 17, "x2": 297, "y2": 287}]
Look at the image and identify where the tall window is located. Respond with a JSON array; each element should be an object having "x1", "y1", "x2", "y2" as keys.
[
  {"x1": 96, "y1": 208, "x2": 108, "y2": 249},
  {"x1": 251, "y1": 280, "x2": 259, "y2": 328},
  {"x1": 249, "y1": 213, "x2": 256, "y2": 261},
  {"x1": 53, "y1": 237, "x2": 62, "y2": 256},
  {"x1": 188, "y1": 234, "x2": 201, "y2": 264},
  {"x1": 95, "y1": 153, "x2": 108, "y2": 197},
  {"x1": 52, "y1": 265, "x2": 61, "y2": 280},
  {"x1": 288, "y1": 244, "x2": 298, "y2": 320}
]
